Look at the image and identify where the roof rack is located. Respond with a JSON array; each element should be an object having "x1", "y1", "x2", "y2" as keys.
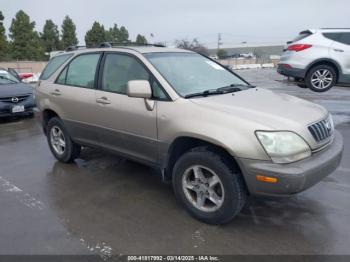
[
  {"x1": 65, "y1": 45, "x2": 87, "y2": 52},
  {"x1": 99, "y1": 42, "x2": 166, "y2": 48},
  {"x1": 320, "y1": 28, "x2": 350, "y2": 30},
  {"x1": 65, "y1": 42, "x2": 166, "y2": 52}
]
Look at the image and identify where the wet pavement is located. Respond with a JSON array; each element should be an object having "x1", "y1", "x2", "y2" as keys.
[{"x1": 0, "y1": 69, "x2": 349, "y2": 257}]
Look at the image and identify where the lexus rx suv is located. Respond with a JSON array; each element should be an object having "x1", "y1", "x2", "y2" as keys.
[
  {"x1": 36, "y1": 45, "x2": 343, "y2": 224},
  {"x1": 278, "y1": 28, "x2": 350, "y2": 92}
]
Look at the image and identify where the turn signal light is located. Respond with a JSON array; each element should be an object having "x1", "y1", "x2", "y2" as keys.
[
  {"x1": 256, "y1": 175, "x2": 278, "y2": 183},
  {"x1": 287, "y1": 44, "x2": 312, "y2": 52}
]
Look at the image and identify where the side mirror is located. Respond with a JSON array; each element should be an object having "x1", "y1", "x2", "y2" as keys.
[{"x1": 127, "y1": 80, "x2": 152, "y2": 99}]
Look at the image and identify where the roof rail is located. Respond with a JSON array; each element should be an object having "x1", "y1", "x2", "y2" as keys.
[
  {"x1": 320, "y1": 28, "x2": 350, "y2": 30},
  {"x1": 65, "y1": 45, "x2": 87, "y2": 52},
  {"x1": 99, "y1": 42, "x2": 166, "y2": 48}
]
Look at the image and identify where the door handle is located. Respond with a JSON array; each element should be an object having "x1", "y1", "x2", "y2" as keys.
[
  {"x1": 96, "y1": 97, "x2": 111, "y2": 104},
  {"x1": 49, "y1": 89, "x2": 61, "y2": 96},
  {"x1": 333, "y1": 48, "x2": 344, "y2": 52}
]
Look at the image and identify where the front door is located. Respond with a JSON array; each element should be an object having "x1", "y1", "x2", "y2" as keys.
[{"x1": 94, "y1": 53, "x2": 159, "y2": 164}]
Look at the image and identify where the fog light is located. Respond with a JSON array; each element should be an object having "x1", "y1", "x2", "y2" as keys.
[{"x1": 256, "y1": 175, "x2": 278, "y2": 183}]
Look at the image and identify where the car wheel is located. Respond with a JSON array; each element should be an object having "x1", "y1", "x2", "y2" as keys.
[
  {"x1": 306, "y1": 65, "x2": 337, "y2": 92},
  {"x1": 46, "y1": 117, "x2": 81, "y2": 163},
  {"x1": 172, "y1": 147, "x2": 247, "y2": 224}
]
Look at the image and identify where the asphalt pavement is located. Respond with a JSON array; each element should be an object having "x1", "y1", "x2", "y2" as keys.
[{"x1": 0, "y1": 69, "x2": 349, "y2": 258}]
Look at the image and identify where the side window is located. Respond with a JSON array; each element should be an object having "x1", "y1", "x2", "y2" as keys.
[
  {"x1": 40, "y1": 54, "x2": 73, "y2": 80},
  {"x1": 323, "y1": 32, "x2": 350, "y2": 45},
  {"x1": 340, "y1": 33, "x2": 350, "y2": 45},
  {"x1": 101, "y1": 53, "x2": 167, "y2": 99},
  {"x1": 56, "y1": 67, "x2": 67, "y2": 85},
  {"x1": 323, "y1": 33, "x2": 343, "y2": 42},
  {"x1": 65, "y1": 53, "x2": 100, "y2": 88},
  {"x1": 151, "y1": 80, "x2": 167, "y2": 99}
]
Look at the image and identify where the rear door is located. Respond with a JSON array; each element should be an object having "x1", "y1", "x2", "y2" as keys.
[
  {"x1": 327, "y1": 32, "x2": 350, "y2": 76},
  {"x1": 52, "y1": 52, "x2": 102, "y2": 145}
]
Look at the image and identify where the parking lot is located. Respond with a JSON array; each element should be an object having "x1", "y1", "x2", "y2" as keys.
[{"x1": 0, "y1": 69, "x2": 349, "y2": 258}]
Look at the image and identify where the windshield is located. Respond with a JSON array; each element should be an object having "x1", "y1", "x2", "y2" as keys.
[
  {"x1": 0, "y1": 69, "x2": 20, "y2": 84},
  {"x1": 144, "y1": 52, "x2": 249, "y2": 97}
]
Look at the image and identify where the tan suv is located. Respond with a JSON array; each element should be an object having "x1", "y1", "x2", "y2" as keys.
[{"x1": 36, "y1": 45, "x2": 344, "y2": 224}]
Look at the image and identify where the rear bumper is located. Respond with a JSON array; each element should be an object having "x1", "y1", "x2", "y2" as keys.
[
  {"x1": 237, "y1": 130, "x2": 344, "y2": 197},
  {"x1": 277, "y1": 64, "x2": 306, "y2": 79}
]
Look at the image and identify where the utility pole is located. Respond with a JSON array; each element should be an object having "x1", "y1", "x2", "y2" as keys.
[{"x1": 217, "y1": 33, "x2": 222, "y2": 51}]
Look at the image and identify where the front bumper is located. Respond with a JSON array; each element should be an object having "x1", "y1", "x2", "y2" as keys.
[
  {"x1": 0, "y1": 100, "x2": 35, "y2": 117},
  {"x1": 237, "y1": 130, "x2": 344, "y2": 197},
  {"x1": 277, "y1": 64, "x2": 306, "y2": 79}
]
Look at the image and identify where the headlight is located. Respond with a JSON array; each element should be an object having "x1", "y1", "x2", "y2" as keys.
[{"x1": 256, "y1": 131, "x2": 311, "y2": 164}]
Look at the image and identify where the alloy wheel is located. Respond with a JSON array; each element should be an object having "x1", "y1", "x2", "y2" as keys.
[
  {"x1": 50, "y1": 126, "x2": 66, "y2": 155},
  {"x1": 311, "y1": 69, "x2": 333, "y2": 90},
  {"x1": 182, "y1": 165, "x2": 225, "y2": 212}
]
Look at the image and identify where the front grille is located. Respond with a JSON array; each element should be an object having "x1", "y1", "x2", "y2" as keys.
[
  {"x1": 0, "y1": 94, "x2": 30, "y2": 103},
  {"x1": 308, "y1": 116, "x2": 334, "y2": 142}
]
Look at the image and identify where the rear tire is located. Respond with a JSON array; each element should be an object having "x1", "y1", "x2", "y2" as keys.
[
  {"x1": 306, "y1": 65, "x2": 337, "y2": 92},
  {"x1": 172, "y1": 147, "x2": 247, "y2": 224},
  {"x1": 46, "y1": 117, "x2": 81, "y2": 163}
]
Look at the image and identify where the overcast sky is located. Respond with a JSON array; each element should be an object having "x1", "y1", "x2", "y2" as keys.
[{"x1": 1, "y1": 0, "x2": 349, "y2": 48}]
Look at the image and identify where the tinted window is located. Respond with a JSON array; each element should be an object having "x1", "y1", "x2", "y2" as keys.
[
  {"x1": 101, "y1": 53, "x2": 167, "y2": 99},
  {"x1": 65, "y1": 53, "x2": 100, "y2": 88},
  {"x1": 323, "y1": 33, "x2": 343, "y2": 42},
  {"x1": 340, "y1": 33, "x2": 350, "y2": 45},
  {"x1": 323, "y1": 32, "x2": 350, "y2": 45},
  {"x1": 40, "y1": 54, "x2": 73, "y2": 80}
]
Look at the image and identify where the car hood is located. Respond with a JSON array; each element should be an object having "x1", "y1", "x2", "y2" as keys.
[
  {"x1": 0, "y1": 83, "x2": 33, "y2": 97},
  {"x1": 189, "y1": 88, "x2": 328, "y2": 129}
]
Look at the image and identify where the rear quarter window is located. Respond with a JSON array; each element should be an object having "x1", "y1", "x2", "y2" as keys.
[
  {"x1": 323, "y1": 33, "x2": 343, "y2": 42},
  {"x1": 40, "y1": 54, "x2": 73, "y2": 80}
]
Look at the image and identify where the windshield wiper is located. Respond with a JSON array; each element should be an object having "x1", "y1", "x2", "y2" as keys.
[
  {"x1": 217, "y1": 84, "x2": 256, "y2": 91},
  {"x1": 184, "y1": 89, "x2": 225, "y2": 98},
  {"x1": 185, "y1": 84, "x2": 255, "y2": 99}
]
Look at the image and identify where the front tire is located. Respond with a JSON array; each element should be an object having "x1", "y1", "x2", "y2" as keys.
[
  {"x1": 172, "y1": 147, "x2": 247, "y2": 224},
  {"x1": 306, "y1": 65, "x2": 337, "y2": 92},
  {"x1": 46, "y1": 117, "x2": 81, "y2": 163}
]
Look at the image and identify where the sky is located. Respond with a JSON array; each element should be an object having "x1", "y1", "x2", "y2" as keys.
[{"x1": 1, "y1": 0, "x2": 349, "y2": 48}]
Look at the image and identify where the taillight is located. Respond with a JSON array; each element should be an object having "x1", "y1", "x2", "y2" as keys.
[{"x1": 287, "y1": 44, "x2": 312, "y2": 52}]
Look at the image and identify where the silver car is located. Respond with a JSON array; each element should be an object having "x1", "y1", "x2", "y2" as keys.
[
  {"x1": 278, "y1": 28, "x2": 350, "y2": 92},
  {"x1": 36, "y1": 45, "x2": 343, "y2": 224}
]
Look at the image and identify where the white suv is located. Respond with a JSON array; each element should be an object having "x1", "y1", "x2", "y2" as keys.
[{"x1": 278, "y1": 28, "x2": 350, "y2": 92}]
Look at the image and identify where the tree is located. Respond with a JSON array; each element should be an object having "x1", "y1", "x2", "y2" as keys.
[
  {"x1": 175, "y1": 38, "x2": 209, "y2": 55},
  {"x1": 217, "y1": 49, "x2": 227, "y2": 59},
  {"x1": 41, "y1": 19, "x2": 60, "y2": 52},
  {"x1": 118, "y1": 26, "x2": 129, "y2": 43},
  {"x1": 135, "y1": 34, "x2": 147, "y2": 44},
  {"x1": 61, "y1": 15, "x2": 78, "y2": 49},
  {"x1": 105, "y1": 24, "x2": 119, "y2": 43},
  {"x1": 9, "y1": 10, "x2": 45, "y2": 60},
  {"x1": 0, "y1": 11, "x2": 9, "y2": 60},
  {"x1": 85, "y1": 21, "x2": 106, "y2": 47}
]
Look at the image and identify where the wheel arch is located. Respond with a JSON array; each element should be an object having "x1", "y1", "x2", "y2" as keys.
[
  {"x1": 305, "y1": 58, "x2": 342, "y2": 82},
  {"x1": 163, "y1": 136, "x2": 244, "y2": 184},
  {"x1": 42, "y1": 109, "x2": 60, "y2": 135}
]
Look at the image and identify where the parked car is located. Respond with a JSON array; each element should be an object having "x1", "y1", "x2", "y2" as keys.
[
  {"x1": 278, "y1": 28, "x2": 350, "y2": 92},
  {"x1": 36, "y1": 45, "x2": 343, "y2": 224},
  {"x1": 0, "y1": 68, "x2": 35, "y2": 118}
]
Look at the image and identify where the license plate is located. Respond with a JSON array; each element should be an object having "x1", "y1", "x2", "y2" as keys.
[{"x1": 12, "y1": 105, "x2": 25, "y2": 113}]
